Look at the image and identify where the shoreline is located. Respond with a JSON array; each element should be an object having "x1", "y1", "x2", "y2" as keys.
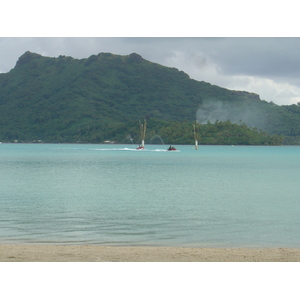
[{"x1": 1, "y1": 244, "x2": 300, "y2": 262}]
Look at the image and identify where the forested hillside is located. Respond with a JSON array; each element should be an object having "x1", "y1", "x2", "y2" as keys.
[{"x1": 0, "y1": 51, "x2": 298, "y2": 144}]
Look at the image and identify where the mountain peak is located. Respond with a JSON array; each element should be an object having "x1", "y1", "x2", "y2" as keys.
[
  {"x1": 128, "y1": 53, "x2": 143, "y2": 63},
  {"x1": 15, "y1": 51, "x2": 42, "y2": 68}
]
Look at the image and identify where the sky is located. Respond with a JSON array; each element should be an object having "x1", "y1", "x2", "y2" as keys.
[
  {"x1": 2, "y1": 37, "x2": 300, "y2": 106},
  {"x1": 1, "y1": 2, "x2": 300, "y2": 108}
]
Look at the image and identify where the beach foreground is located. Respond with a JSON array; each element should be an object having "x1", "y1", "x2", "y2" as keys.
[{"x1": 1, "y1": 244, "x2": 300, "y2": 262}]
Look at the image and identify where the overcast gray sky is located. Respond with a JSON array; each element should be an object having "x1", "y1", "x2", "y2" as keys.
[{"x1": 1, "y1": 2, "x2": 299, "y2": 106}]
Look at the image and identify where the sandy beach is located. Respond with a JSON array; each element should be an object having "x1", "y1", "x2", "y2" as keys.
[{"x1": 1, "y1": 244, "x2": 300, "y2": 262}]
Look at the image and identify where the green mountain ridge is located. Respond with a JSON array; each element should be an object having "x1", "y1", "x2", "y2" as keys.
[{"x1": 0, "y1": 51, "x2": 299, "y2": 144}]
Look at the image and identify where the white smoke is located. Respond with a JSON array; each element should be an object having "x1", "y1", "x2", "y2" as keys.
[{"x1": 196, "y1": 99, "x2": 267, "y2": 130}]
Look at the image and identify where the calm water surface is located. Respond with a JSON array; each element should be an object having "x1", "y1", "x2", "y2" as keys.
[{"x1": 0, "y1": 143, "x2": 299, "y2": 248}]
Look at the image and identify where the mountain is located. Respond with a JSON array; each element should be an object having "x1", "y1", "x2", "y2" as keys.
[{"x1": 0, "y1": 51, "x2": 299, "y2": 144}]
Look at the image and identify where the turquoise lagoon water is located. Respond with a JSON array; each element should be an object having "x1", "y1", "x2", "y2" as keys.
[{"x1": 0, "y1": 143, "x2": 299, "y2": 248}]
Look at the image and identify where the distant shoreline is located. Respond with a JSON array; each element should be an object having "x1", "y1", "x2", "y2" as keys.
[
  {"x1": 2, "y1": 142, "x2": 300, "y2": 146},
  {"x1": 1, "y1": 244, "x2": 300, "y2": 262}
]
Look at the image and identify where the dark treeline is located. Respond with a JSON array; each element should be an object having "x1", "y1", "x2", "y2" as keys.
[{"x1": 115, "y1": 119, "x2": 283, "y2": 146}]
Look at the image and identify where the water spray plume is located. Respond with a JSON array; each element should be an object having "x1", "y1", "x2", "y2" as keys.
[
  {"x1": 137, "y1": 119, "x2": 147, "y2": 149},
  {"x1": 140, "y1": 119, "x2": 147, "y2": 147},
  {"x1": 193, "y1": 123, "x2": 199, "y2": 150}
]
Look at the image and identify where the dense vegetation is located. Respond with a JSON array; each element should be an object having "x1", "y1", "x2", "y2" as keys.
[
  {"x1": 0, "y1": 51, "x2": 298, "y2": 144},
  {"x1": 113, "y1": 119, "x2": 284, "y2": 146}
]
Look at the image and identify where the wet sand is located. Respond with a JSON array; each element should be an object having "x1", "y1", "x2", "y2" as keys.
[{"x1": 1, "y1": 244, "x2": 300, "y2": 262}]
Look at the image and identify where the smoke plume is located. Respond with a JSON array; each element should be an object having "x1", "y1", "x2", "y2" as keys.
[{"x1": 196, "y1": 99, "x2": 267, "y2": 130}]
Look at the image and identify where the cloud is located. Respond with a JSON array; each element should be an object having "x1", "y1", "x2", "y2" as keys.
[
  {"x1": 147, "y1": 38, "x2": 300, "y2": 106},
  {"x1": 1, "y1": 37, "x2": 300, "y2": 105},
  {"x1": 147, "y1": 41, "x2": 300, "y2": 105},
  {"x1": 219, "y1": 75, "x2": 300, "y2": 105}
]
